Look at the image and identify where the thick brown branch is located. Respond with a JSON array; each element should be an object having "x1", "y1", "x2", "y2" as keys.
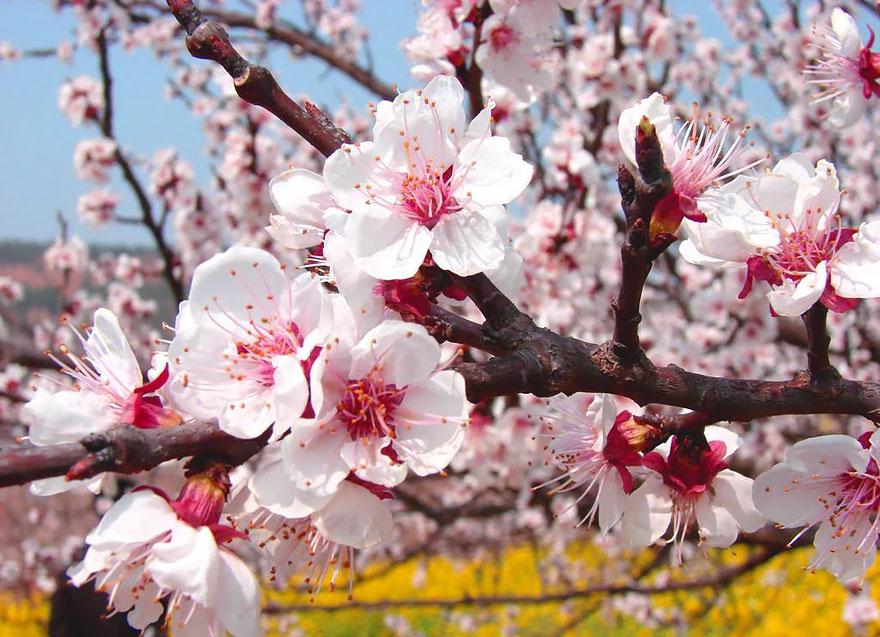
[
  {"x1": 458, "y1": 331, "x2": 880, "y2": 420},
  {"x1": 0, "y1": 421, "x2": 266, "y2": 488},
  {"x1": 166, "y1": 0, "x2": 351, "y2": 158},
  {"x1": 424, "y1": 304, "x2": 509, "y2": 356}
]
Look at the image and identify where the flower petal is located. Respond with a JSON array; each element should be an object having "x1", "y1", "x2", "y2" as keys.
[
  {"x1": 23, "y1": 388, "x2": 115, "y2": 446},
  {"x1": 188, "y1": 246, "x2": 289, "y2": 334},
  {"x1": 454, "y1": 136, "x2": 533, "y2": 207},
  {"x1": 713, "y1": 469, "x2": 764, "y2": 533},
  {"x1": 344, "y1": 206, "x2": 433, "y2": 280},
  {"x1": 88, "y1": 308, "x2": 142, "y2": 391},
  {"x1": 147, "y1": 524, "x2": 220, "y2": 608},
  {"x1": 767, "y1": 261, "x2": 827, "y2": 317},
  {"x1": 280, "y1": 426, "x2": 350, "y2": 498},
  {"x1": 620, "y1": 475, "x2": 672, "y2": 547},
  {"x1": 85, "y1": 490, "x2": 177, "y2": 549},
  {"x1": 832, "y1": 220, "x2": 880, "y2": 298},
  {"x1": 430, "y1": 210, "x2": 506, "y2": 276},
  {"x1": 785, "y1": 434, "x2": 868, "y2": 473},
  {"x1": 313, "y1": 481, "x2": 393, "y2": 549},
  {"x1": 350, "y1": 320, "x2": 441, "y2": 388},
  {"x1": 216, "y1": 550, "x2": 263, "y2": 637},
  {"x1": 251, "y1": 459, "x2": 335, "y2": 518},
  {"x1": 752, "y1": 463, "x2": 830, "y2": 527}
]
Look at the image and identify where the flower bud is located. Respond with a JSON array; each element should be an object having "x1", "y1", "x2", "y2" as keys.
[{"x1": 172, "y1": 463, "x2": 231, "y2": 528}]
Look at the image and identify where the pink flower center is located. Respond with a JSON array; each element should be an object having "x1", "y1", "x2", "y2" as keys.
[
  {"x1": 668, "y1": 114, "x2": 756, "y2": 205},
  {"x1": 489, "y1": 23, "x2": 518, "y2": 53},
  {"x1": 234, "y1": 322, "x2": 302, "y2": 387},
  {"x1": 397, "y1": 162, "x2": 462, "y2": 228},
  {"x1": 804, "y1": 460, "x2": 880, "y2": 570},
  {"x1": 737, "y1": 206, "x2": 857, "y2": 304},
  {"x1": 337, "y1": 368, "x2": 405, "y2": 441}
]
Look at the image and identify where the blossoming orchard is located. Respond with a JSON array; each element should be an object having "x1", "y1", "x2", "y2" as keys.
[{"x1": 7, "y1": 0, "x2": 880, "y2": 634}]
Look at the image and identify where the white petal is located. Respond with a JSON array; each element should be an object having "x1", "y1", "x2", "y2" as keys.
[
  {"x1": 126, "y1": 591, "x2": 164, "y2": 630},
  {"x1": 617, "y1": 92, "x2": 676, "y2": 168},
  {"x1": 30, "y1": 474, "x2": 104, "y2": 496},
  {"x1": 350, "y1": 320, "x2": 441, "y2": 388},
  {"x1": 752, "y1": 463, "x2": 830, "y2": 527},
  {"x1": 814, "y1": 518, "x2": 875, "y2": 582},
  {"x1": 832, "y1": 220, "x2": 880, "y2": 298},
  {"x1": 251, "y1": 459, "x2": 335, "y2": 518},
  {"x1": 87, "y1": 308, "x2": 142, "y2": 391},
  {"x1": 280, "y1": 426, "x2": 350, "y2": 497},
  {"x1": 216, "y1": 550, "x2": 263, "y2": 637},
  {"x1": 699, "y1": 189, "x2": 780, "y2": 251},
  {"x1": 454, "y1": 136, "x2": 533, "y2": 207},
  {"x1": 829, "y1": 89, "x2": 866, "y2": 128},
  {"x1": 167, "y1": 322, "x2": 237, "y2": 420},
  {"x1": 188, "y1": 246, "x2": 288, "y2": 334},
  {"x1": 430, "y1": 210, "x2": 506, "y2": 276},
  {"x1": 712, "y1": 470, "x2": 765, "y2": 533},
  {"x1": 695, "y1": 492, "x2": 740, "y2": 548},
  {"x1": 172, "y1": 605, "x2": 213, "y2": 637},
  {"x1": 23, "y1": 389, "x2": 115, "y2": 446},
  {"x1": 323, "y1": 231, "x2": 384, "y2": 332},
  {"x1": 373, "y1": 99, "x2": 457, "y2": 172},
  {"x1": 771, "y1": 153, "x2": 815, "y2": 182},
  {"x1": 463, "y1": 101, "x2": 493, "y2": 145},
  {"x1": 785, "y1": 434, "x2": 869, "y2": 474},
  {"x1": 323, "y1": 141, "x2": 396, "y2": 213},
  {"x1": 620, "y1": 476, "x2": 672, "y2": 547},
  {"x1": 597, "y1": 470, "x2": 627, "y2": 535},
  {"x1": 422, "y1": 75, "x2": 467, "y2": 143},
  {"x1": 267, "y1": 168, "x2": 331, "y2": 249},
  {"x1": 86, "y1": 490, "x2": 177, "y2": 549},
  {"x1": 68, "y1": 546, "x2": 114, "y2": 586},
  {"x1": 832, "y1": 8, "x2": 862, "y2": 58},
  {"x1": 395, "y1": 381, "x2": 467, "y2": 476},
  {"x1": 341, "y1": 441, "x2": 409, "y2": 487},
  {"x1": 218, "y1": 382, "x2": 276, "y2": 439},
  {"x1": 313, "y1": 481, "x2": 393, "y2": 549},
  {"x1": 344, "y1": 206, "x2": 433, "y2": 280},
  {"x1": 147, "y1": 524, "x2": 220, "y2": 608},
  {"x1": 792, "y1": 160, "x2": 840, "y2": 227},
  {"x1": 269, "y1": 354, "x2": 308, "y2": 436},
  {"x1": 767, "y1": 262, "x2": 827, "y2": 317}
]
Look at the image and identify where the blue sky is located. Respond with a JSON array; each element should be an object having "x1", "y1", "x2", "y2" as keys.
[
  {"x1": 0, "y1": 0, "x2": 849, "y2": 246},
  {"x1": 0, "y1": 1, "x2": 417, "y2": 245}
]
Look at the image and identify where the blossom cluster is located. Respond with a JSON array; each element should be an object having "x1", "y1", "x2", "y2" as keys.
[{"x1": 9, "y1": 1, "x2": 880, "y2": 634}]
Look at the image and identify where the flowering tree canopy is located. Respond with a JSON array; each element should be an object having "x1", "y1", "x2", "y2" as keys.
[{"x1": 6, "y1": 0, "x2": 880, "y2": 634}]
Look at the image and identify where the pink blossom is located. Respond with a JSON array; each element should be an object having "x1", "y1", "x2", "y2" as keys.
[
  {"x1": 76, "y1": 189, "x2": 119, "y2": 227},
  {"x1": 72, "y1": 138, "x2": 116, "y2": 182},
  {"x1": 754, "y1": 431, "x2": 880, "y2": 582},
  {"x1": 58, "y1": 75, "x2": 103, "y2": 126}
]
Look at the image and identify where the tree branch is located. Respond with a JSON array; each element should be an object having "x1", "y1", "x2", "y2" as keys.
[
  {"x1": 95, "y1": 28, "x2": 184, "y2": 303},
  {"x1": 424, "y1": 304, "x2": 509, "y2": 356},
  {"x1": 802, "y1": 302, "x2": 836, "y2": 381},
  {"x1": 0, "y1": 421, "x2": 267, "y2": 488},
  {"x1": 611, "y1": 121, "x2": 673, "y2": 361},
  {"x1": 166, "y1": 0, "x2": 352, "y2": 158}
]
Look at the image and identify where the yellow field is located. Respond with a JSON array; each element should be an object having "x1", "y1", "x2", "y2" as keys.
[{"x1": 0, "y1": 544, "x2": 868, "y2": 636}]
